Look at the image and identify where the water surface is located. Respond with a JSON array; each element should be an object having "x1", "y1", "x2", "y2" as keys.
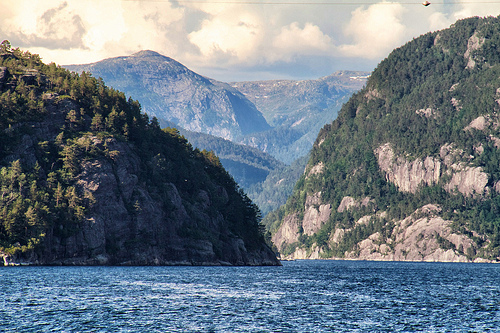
[{"x1": 1, "y1": 260, "x2": 499, "y2": 332}]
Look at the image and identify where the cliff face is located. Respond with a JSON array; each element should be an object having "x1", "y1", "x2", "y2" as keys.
[
  {"x1": 267, "y1": 16, "x2": 500, "y2": 263},
  {"x1": 375, "y1": 143, "x2": 489, "y2": 196},
  {"x1": 277, "y1": 203, "x2": 487, "y2": 263},
  {"x1": 2, "y1": 95, "x2": 278, "y2": 266},
  {"x1": 0, "y1": 49, "x2": 279, "y2": 266}
]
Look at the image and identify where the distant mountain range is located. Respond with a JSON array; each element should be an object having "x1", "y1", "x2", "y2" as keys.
[
  {"x1": 65, "y1": 51, "x2": 367, "y2": 164},
  {"x1": 65, "y1": 51, "x2": 271, "y2": 141},
  {"x1": 232, "y1": 72, "x2": 368, "y2": 163}
]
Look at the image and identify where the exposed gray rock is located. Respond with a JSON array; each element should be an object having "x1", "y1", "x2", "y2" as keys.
[
  {"x1": 271, "y1": 213, "x2": 300, "y2": 252},
  {"x1": 337, "y1": 196, "x2": 372, "y2": 213},
  {"x1": 464, "y1": 32, "x2": 485, "y2": 69},
  {"x1": 375, "y1": 143, "x2": 489, "y2": 197},
  {"x1": 303, "y1": 192, "x2": 331, "y2": 236},
  {"x1": 279, "y1": 204, "x2": 494, "y2": 262},
  {"x1": 375, "y1": 143, "x2": 441, "y2": 193}
]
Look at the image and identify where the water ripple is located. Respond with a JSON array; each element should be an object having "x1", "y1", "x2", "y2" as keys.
[{"x1": 1, "y1": 261, "x2": 499, "y2": 332}]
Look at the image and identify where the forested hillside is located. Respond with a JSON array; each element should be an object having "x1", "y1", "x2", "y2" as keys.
[
  {"x1": 267, "y1": 16, "x2": 500, "y2": 262},
  {"x1": 0, "y1": 41, "x2": 279, "y2": 266},
  {"x1": 180, "y1": 129, "x2": 284, "y2": 189}
]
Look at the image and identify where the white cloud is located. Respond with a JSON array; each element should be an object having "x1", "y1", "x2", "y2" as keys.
[
  {"x1": 338, "y1": 2, "x2": 406, "y2": 59},
  {"x1": 1, "y1": 0, "x2": 500, "y2": 81},
  {"x1": 2, "y1": 1, "x2": 87, "y2": 49},
  {"x1": 427, "y1": 11, "x2": 455, "y2": 32},
  {"x1": 0, "y1": 0, "x2": 186, "y2": 64},
  {"x1": 188, "y1": 8, "x2": 264, "y2": 63},
  {"x1": 271, "y1": 22, "x2": 332, "y2": 62},
  {"x1": 425, "y1": 0, "x2": 500, "y2": 34},
  {"x1": 452, "y1": 1, "x2": 500, "y2": 19}
]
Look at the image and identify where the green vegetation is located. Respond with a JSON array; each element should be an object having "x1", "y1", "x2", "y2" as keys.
[
  {"x1": 181, "y1": 129, "x2": 284, "y2": 188},
  {"x1": 0, "y1": 41, "x2": 266, "y2": 256},
  {"x1": 266, "y1": 16, "x2": 500, "y2": 259},
  {"x1": 248, "y1": 155, "x2": 308, "y2": 217}
]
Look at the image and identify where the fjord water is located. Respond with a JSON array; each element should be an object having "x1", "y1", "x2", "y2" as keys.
[{"x1": 1, "y1": 261, "x2": 499, "y2": 332}]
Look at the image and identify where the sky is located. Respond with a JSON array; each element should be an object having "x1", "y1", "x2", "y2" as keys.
[{"x1": 1, "y1": 0, "x2": 500, "y2": 82}]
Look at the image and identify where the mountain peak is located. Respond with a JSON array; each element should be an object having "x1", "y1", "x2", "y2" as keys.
[{"x1": 131, "y1": 50, "x2": 165, "y2": 59}]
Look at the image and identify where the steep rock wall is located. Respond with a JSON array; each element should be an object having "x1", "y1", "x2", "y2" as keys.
[
  {"x1": 375, "y1": 143, "x2": 441, "y2": 193},
  {"x1": 375, "y1": 143, "x2": 489, "y2": 196}
]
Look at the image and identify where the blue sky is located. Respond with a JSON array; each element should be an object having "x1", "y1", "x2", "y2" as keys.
[{"x1": 1, "y1": 0, "x2": 499, "y2": 81}]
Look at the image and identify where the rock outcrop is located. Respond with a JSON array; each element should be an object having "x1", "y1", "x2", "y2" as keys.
[
  {"x1": 279, "y1": 204, "x2": 490, "y2": 262},
  {"x1": 375, "y1": 143, "x2": 489, "y2": 197},
  {"x1": 375, "y1": 143, "x2": 441, "y2": 194},
  {"x1": 302, "y1": 192, "x2": 331, "y2": 235}
]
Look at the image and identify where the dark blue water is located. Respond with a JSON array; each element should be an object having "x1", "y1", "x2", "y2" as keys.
[{"x1": 1, "y1": 260, "x2": 499, "y2": 332}]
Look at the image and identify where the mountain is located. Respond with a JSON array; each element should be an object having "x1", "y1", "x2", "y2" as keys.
[
  {"x1": 0, "y1": 43, "x2": 279, "y2": 266},
  {"x1": 234, "y1": 72, "x2": 368, "y2": 163},
  {"x1": 266, "y1": 16, "x2": 500, "y2": 263},
  {"x1": 232, "y1": 71, "x2": 368, "y2": 128},
  {"x1": 65, "y1": 50, "x2": 271, "y2": 141},
  {"x1": 64, "y1": 51, "x2": 367, "y2": 215},
  {"x1": 65, "y1": 53, "x2": 367, "y2": 164}
]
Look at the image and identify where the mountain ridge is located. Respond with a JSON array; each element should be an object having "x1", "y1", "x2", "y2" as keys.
[
  {"x1": 65, "y1": 50, "x2": 271, "y2": 141},
  {"x1": 65, "y1": 52, "x2": 367, "y2": 164},
  {"x1": 233, "y1": 71, "x2": 368, "y2": 163},
  {"x1": 64, "y1": 51, "x2": 367, "y2": 215}
]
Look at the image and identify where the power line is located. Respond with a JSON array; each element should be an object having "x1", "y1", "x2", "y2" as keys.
[{"x1": 122, "y1": 0, "x2": 500, "y2": 4}]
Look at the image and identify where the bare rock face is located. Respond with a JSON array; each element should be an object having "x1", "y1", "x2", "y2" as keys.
[
  {"x1": 375, "y1": 143, "x2": 441, "y2": 193},
  {"x1": 445, "y1": 166, "x2": 489, "y2": 196},
  {"x1": 344, "y1": 204, "x2": 481, "y2": 262},
  {"x1": 464, "y1": 32, "x2": 485, "y2": 69},
  {"x1": 375, "y1": 143, "x2": 489, "y2": 197},
  {"x1": 272, "y1": 192, "x2": 332, "y2": 255},
  {"x1": 337, "y1": 196, "x2": 372, "y2": 213},
  {"x1": 272, "y1": 213, "x2": 301, "y2": 253},
  {"x1": 302, "y1": 192, "x2": 331, "y2": 236},
  {"x1": 278, "y1": 204, "x2": 492, "y2": 262}
]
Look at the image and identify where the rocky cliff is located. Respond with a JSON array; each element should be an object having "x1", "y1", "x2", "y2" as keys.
[
  {"x1": 0, "y1": 46, "x2": 279, "y2": 266},
  {"x1": 266, "y1": 16, "x2": 500, "y2": 263}
]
